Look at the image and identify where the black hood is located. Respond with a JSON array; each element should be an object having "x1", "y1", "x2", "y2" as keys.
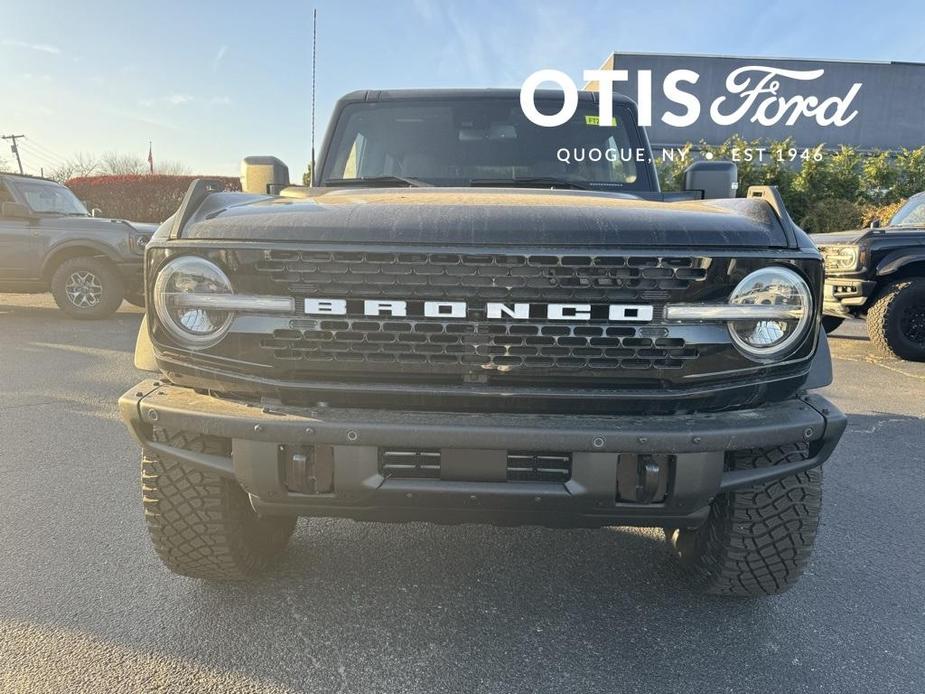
[{"x1": 180, "y1": 187, "x2": 789, "y2": 247}]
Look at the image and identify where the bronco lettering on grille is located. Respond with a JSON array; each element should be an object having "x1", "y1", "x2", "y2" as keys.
[{"x1": 304, "y1": 299, "x2": 655, "y2": 322}]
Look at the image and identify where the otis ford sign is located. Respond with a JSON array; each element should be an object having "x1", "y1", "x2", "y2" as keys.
[{"x1": 571, "y1": 52, "x2": 925, "y2": 151}]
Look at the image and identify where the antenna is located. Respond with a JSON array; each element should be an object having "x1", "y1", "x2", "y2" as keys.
[{"x1": 310, "y1": 8, "x2": 317, "y2": 186}]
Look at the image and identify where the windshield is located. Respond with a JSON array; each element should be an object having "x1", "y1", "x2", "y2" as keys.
[
  {"x1": 890, "y1": 197, "x2": 925, "y2": 227},
  {"x1": 9, "y1": 178, "x2": 89, "y2": 215},
  {"x1": 320, "y1": 98, "x2": 650, "y2": 190}
]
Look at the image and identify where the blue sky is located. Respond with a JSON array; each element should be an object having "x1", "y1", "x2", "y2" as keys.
[{"x1": 2, "y1": 0, "x2": 924, "y2": 177}]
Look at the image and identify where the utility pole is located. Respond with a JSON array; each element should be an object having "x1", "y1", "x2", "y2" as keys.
[{"x1": 2, "y1": 134, "x2": 25, "y2": 175}]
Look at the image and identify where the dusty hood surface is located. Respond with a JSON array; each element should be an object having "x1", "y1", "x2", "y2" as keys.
[{"x1": 181, "y1": 187, "x2": 789, "y2": 247}]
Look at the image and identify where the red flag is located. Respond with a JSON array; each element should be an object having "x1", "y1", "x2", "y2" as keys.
[{"x1": 147, "y1": 142, "x2": 154, "y2": 174}]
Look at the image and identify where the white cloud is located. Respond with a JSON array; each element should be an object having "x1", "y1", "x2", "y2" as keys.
[
  {"x1": 1, "y1": 39, "x2": 61, "y2": 54},
  {"x1": 167, "y1": 94, "x2": 193, "y2": 105},
  {"x1": 208, "y1": 96, "x2": 232, "y2": 105}
]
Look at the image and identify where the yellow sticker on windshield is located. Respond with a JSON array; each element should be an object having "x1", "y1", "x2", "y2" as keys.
[{"x1": 584, "y1": 115, "x2": 618, "y2": 126}]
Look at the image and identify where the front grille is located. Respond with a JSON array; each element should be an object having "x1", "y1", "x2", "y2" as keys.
[
  {"x1": 259, "y1": 320, "x2": 699, "y2": 371},
  {"x1": 149, "y1": 246, "x2": 822, "y2": 406},
  {"x1": 379, "y1": 449, "x2": 572, "y2": 483},
  {"x1": 256, "y1": 251, "x2": 709, "y2": 302}
]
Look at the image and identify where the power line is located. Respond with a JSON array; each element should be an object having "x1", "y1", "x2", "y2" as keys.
[
  {"x1": 2, "y1": 134, "x2": 25, "y2": 174},
  {"x1": 18, "y1": 142, "x2": 63, "y2": 169},
  {"x1": 24, "y1": 138, "x2": 69, "y2": 163}
]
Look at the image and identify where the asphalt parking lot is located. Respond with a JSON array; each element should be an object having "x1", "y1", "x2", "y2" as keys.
[{"x1": 1, "y1": 294, "x2": 923, "y2": 694}]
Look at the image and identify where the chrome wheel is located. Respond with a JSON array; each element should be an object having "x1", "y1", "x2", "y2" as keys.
[{"x1": 64, "y1": 271, "x2": 103, "y2": 308}]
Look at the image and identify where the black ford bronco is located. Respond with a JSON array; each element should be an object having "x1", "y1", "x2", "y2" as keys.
[
  {"x1": 0, "y1": 173, "x2": 154, "y2": 317},
  {"x1": 814, "y1": 193, "x2": 925, "y2": 361},
  {"x1": 120, "y1": 89, "x2": 845, "y2": 596}
]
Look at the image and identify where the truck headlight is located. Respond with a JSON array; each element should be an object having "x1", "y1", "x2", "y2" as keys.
[
  {"x1": 153, "y1": 256, "x2": 235, "y2": 347},
  {"x1": 822, "y1": 245, "x2": 860, "y2": 272},
  {"x1": 727, "y1": 267, "x2": 812, "y2": 360}
]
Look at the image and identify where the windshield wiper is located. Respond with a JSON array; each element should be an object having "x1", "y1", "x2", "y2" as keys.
[
  {"x1": 323, "y1": 176, "x2": 431, "y2": 188},
  {"x1": 469, "y1": 177, "x2": 590, "y2": 191}
]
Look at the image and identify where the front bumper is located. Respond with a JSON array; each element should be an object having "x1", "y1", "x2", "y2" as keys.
[
  {"x1": 119, "y1": 380, "x2": 846, "y2": 529},
  {"x1": 823, "y1": 277, "x2": 877, "y2": 316}
]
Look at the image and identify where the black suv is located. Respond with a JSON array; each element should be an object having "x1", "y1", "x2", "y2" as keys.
[
  {"x1": 120, "y1": 89, "x2": 845, "y2": 596},
  {"x1": 0, "y1": 173, "x2": 154, "y2": 318},
  {"x1": 814, "y1": 193, "x2": 925, "y2": 361}
]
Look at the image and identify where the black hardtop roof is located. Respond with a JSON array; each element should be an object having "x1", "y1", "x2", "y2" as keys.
[{"x1": 337, "y1": 87, "x2": 636, "y2": 106}]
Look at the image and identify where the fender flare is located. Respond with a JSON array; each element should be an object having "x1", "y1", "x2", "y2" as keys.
[
  {"x1": 41, "y1": 240, "x2": 122, "y2": 279},
  {"x1": 134, "y1": 315, "x2": 159, "y2": 372},
  {"x1": 803, "y1": 330, "x2": 833, "y2": 390},
  {"x1": 876, "y1": 249, "x2": 925, "y2": 277}
]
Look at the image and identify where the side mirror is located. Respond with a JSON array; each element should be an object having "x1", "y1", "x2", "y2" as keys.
[
  {"x1": 240, "y1": 156, "x2": 290, "y2": 195},
  {"x1": 683, "y1": 160, "x2": 738, "y2": 200},
  {"x1": 91, "y1": 208, "x2": 103, "y2": 218},
  {"x1": 1, "y1": 201, "x2": 33, "y2": 218},
  {"x1": 870, "y1": 219, "x2": 882, "y2": 228}
]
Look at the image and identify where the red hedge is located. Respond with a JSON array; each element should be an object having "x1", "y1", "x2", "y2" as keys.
[{"x1": 66, "y1": 174, "x2": 241, "y2": 224}]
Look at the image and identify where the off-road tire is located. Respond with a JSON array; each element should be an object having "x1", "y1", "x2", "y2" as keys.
[
  {"x1": 821, "y1": 316, "x2": 845, "y2": 334},
  {"x1": 50, "y1": 256, "x2": 124, "y2": 319},
  {"x1": 866, "y1": 278, "x2": 925, "y2": 361},
  {"x1": 142, "y1": 429, "x2": 297, "y2": 580},
  {"x1": 668, "y1": 443, "x2": 822, "y2": 597}
]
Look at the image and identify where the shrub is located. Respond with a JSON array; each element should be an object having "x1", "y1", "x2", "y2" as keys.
[
  {"x1": 859, "y1": 199, "x2": 908, "y2": 227},
  {"x1": 66, "y1": 174, "x2": 241, "y2": 224},
  {"x1": 799, "y1": 198, "x2": 863, "y2": 234}
]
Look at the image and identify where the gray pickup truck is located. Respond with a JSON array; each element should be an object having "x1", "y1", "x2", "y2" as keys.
[{"x1": 0, "y1": 173, "x2": 154, "y2": 318}]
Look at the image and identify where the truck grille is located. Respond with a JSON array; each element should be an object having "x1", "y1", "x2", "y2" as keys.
[
  {"x1": 259, "y1": 320, "x2": 699, "y2": 371},
  {"x1": 247, "y1": 250, "x2": 709, "y2": 375},
  {"x1": 256, "y1": 251, "x2": 708, "y2": 302}
]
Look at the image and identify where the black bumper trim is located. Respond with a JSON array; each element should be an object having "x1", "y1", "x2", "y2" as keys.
[
  {"x1": 823, "y1": 277, "x2": 877, "y2": 313},
  {"x1": 119, "y1": 381, "x2": 845, "y2": 528}
]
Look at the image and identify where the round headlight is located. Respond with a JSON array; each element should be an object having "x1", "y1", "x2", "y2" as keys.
[
  {"x1": 727, "y1": 267, "x2": 812, "y2": 360},
  {"x1": 153, "y1": 256, "x2": 234, "y2": 347}
]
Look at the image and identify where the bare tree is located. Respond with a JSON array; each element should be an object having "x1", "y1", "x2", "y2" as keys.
[
  {"x1": 101, "y1": 151, "x2": 148, "y2": 176},
  {"x1": 154, "y1": 159, "x2": 192, "y2": 175},
  {"x1": 49, "y1": 152, "x2": 101, "y2": 181}
]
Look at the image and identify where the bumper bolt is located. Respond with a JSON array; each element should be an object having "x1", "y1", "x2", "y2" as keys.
[
  {"x1": 254, "y1": 424, "x2": 264, "y2": 433},
  {"x1": 592, "y1": 436, "x2": 605, "y2": 448},
  {"x1": 147, "y1": 409, "x2": 158, "y2": 422},
  {"x1": 803, "y1": 427, "x2": 814, "y2": 439},
  {"x1": 638, "y1": 437, "x2": 648, "y2": 445},
  {"x1": 305, "y1": 427, "x2": 315, "y2": 436},
  {"x1": 692, "y1": 436, "x2": 703, "y2": 444},
  {"x1": 346, "y1": 430, "x2": 358, "y2": 442}
]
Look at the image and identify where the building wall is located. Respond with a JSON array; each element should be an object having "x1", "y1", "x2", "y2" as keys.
[{"x1": 588, "y1": 53, "x2": 925, "y2": 152}]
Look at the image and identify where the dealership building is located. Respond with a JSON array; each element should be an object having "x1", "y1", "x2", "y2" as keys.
[{"x1": 587, "y1": 52, "x2": 925, "y2": 154}]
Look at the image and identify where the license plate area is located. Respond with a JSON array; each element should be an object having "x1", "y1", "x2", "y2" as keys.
[{"x1": 379, "y1": 448, "x2": 572, "y2": 483}]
